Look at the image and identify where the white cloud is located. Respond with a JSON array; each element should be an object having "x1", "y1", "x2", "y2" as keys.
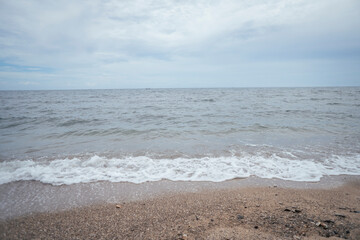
[{"x1": 19, "y1": 81, "x2": 39, "y2": 86}]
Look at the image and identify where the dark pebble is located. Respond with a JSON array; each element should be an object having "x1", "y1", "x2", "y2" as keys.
[
  {"x1": 254, "y1": 226, "x2": 259, "y2": 229},
  {"x1": 284, "y1": 208, "x2": 291, "y2": 212},
  {"x1": 237, "y1": 215, "x2": 244, "y2": 220}
]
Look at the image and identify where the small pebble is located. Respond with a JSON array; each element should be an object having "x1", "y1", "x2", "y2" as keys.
[{"x1": 237, "y1": 215, "x2": 244, "y2": 220}]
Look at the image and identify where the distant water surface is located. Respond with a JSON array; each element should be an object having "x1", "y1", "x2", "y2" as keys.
[{"x1": 0, "y1": 87, "x2": 359, "y2": 184}]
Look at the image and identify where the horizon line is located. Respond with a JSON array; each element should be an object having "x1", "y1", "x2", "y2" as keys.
[{"x1": 1, "y1": 85, "x2": 360, "y2": 91}]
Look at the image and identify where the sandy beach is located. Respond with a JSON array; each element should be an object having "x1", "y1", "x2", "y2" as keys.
[{"x1": 1, "y1": 178, "x2": 360, "y2": 240}]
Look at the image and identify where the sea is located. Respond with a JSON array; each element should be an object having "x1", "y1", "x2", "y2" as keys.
[{"x1": 1, "y1": 87, "x2": 360, "y2": 185}]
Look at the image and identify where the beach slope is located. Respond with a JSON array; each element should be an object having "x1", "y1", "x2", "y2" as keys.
[{"x1": 1, "y1": 181, "x2": 360, "y2": 239}]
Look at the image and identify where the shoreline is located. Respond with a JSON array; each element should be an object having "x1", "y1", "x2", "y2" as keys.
[
  {"x1": 0, "y1": 175, "x2": 359, "y2": 220},
  {"x1": 1, "y1": 176, "x2": 360, "y2": 239}
]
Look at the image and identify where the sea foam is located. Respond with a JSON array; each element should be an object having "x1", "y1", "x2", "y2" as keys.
[{"x1": 1, "y1": 154, "x2": 359, "y2": 185}]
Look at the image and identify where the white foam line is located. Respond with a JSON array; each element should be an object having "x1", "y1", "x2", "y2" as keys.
[{"x1": 0, "y1": 154, "x2": 359, "y2": 185}]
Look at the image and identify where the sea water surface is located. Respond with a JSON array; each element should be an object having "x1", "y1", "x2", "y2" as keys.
[{"x1": 1, "y1": 87, "x2": 360, "y2": 185}]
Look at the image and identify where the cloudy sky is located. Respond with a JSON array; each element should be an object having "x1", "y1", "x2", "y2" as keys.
[{"x1": 0, "y1": 0, "x2": 359, "y2": 90}]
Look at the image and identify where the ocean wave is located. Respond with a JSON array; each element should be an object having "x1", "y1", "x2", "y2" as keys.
[{"x1": 0, "y1": 154, "x2": 359, "y2": 185}]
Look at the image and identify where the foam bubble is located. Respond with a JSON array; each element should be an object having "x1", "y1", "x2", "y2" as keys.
[{"x1": 0, "y1": 153, "x2": 359, "y2": 185}]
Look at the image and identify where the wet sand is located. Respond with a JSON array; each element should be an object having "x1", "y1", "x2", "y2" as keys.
[{"x1": 1, "y1": 178, "x2": 360, "y2": 239}]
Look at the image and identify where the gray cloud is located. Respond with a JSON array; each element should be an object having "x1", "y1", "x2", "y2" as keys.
[{"x1": 0, "y1": 0, "x2": 359, "y2": 89}]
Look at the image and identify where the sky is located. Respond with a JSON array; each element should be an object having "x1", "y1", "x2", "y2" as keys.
[{"x1": 0, "y1": 0, "x2": 359, "y2": 90}]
